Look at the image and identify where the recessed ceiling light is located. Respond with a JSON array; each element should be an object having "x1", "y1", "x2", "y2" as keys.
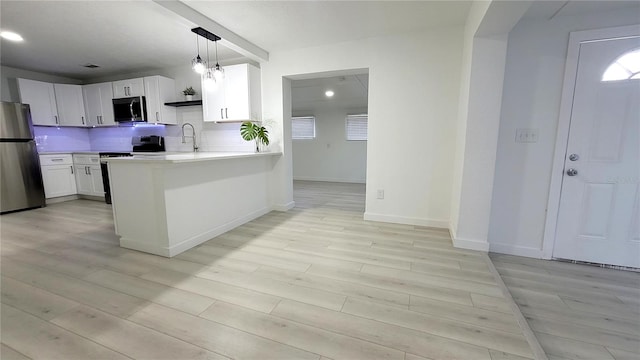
[
  {"x1": 325, "y1": 90, "x2": 334, "y2": 97},
  {"x1": 1, "y1": 31, "x2": 24, "y2": 42}
]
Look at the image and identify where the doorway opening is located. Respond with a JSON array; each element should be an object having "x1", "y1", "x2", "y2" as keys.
[{"x1": 288, "y1": 70, "x2": 369, "y2": 213}]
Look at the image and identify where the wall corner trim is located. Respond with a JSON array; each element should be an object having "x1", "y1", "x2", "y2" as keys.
[
  {"x1": 272, "y1": 201, "x2": 295, "y2": 212},
  {"x1": 363, "y1": 212, "x2": 448, "y2": 229},
  {"x1": 451, "y1": 237, "x2": 490, "y2": 252}
]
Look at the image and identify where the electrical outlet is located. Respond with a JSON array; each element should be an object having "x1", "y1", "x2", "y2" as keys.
[
  {"x1": 515, "y1": 128, "x2": 538, "y2": 143},
  {"x1": 377, "y1": 189, "x2": 384, "y2": 199}
]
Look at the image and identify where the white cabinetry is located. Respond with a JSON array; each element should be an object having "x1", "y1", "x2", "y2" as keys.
[
  {"x1": 17, "y1": 78, "x2": 58, "y2": 126},
  {"x1": 17, "y1": 79, "x2": 87, "y2": 127},
  {"x1": 72, "y1": 154, "x2": 104, "y2": 197},
  {"x1": 53, "y1": 84, "x2": 86, "y2": 126},
  {"x1": 144, "y1": 76, "x2": 176, "y2": 124},
  {"x1": 202, "y1": 63, "x2": 261, "y2": 122},
  {"x1": 112, "y1": 78, "x2": 144, "y2": 98},
  {"x1": 39, "y1": 154, "x2": 76, "y2": 198},
  {"x1": 82, "y1": 82, "x2": 115, "y2": 126}
]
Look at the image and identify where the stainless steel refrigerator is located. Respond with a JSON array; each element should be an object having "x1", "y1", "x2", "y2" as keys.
[{"x1": 0, "y1": 102, "x2": 46, "y2": 213}]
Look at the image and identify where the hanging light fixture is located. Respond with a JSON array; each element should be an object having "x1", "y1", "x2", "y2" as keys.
[
  {"x1": 213, "y1": 39, "x2": 224, "y2": 81},
  {"x1": 191, "y1": 33, "x2": 206, "y2": 74},
  {"x1": 203, "y1": 38, "x2": 216, "y2": 89}
]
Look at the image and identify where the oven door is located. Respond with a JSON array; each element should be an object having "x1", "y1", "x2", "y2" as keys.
[{"x1": 113, "y1": 96, "x2": 147, "y2": 122}]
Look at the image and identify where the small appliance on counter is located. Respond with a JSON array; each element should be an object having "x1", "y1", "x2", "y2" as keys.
[
  {"x1": 132, "y1": 135, "x2": 165, "y2": 152},
  {"x1": 0, "y1": 102, "x2": 46, "y2": 213},
  {"x1": 100, "y1": 135, "x2": 165, "y2": 204}
]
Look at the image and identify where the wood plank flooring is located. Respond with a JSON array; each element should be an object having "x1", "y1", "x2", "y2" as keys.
[
  {"x1": 491, "y1": 253, "x2": 640, "y2": 360},
  {"x1": 0, "y1": 180, "x2": 533, "y2": 359}
]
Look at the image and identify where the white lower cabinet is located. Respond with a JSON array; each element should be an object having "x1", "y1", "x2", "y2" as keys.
[
  {"x1": 39, "y1": 154, "x2": 77, "y2": 198},
  {"x1": 73, "y1": 154, "x2": 104, "y2": 197}
]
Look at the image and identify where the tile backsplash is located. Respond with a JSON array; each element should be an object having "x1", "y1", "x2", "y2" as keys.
[
  {"x1": 33, "y1": 106, "x2": 256, "y2": 153},
  {"x1": 34, "y1": 126, "x2": 91, "y2": 152}
]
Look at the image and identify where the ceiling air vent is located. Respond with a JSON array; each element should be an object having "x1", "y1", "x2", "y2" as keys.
[{"x1": 82, "y1": 63, "x2": 100, "y2": 68}]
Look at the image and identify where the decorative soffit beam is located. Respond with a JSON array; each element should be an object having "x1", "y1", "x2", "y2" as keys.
[{"x1": 152, "y1": 0, "x2": 269, "y2": 62}]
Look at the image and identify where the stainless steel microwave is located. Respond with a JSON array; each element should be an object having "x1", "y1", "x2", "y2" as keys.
[{"x1": 113, "y1": 96, "x2": 147, "y2": 122}]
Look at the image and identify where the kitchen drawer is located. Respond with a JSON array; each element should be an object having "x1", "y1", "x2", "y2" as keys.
[
  {"x1": 72, "y1": 154, "x2": 100, "y2": 165},
  {"x1": 40, "y1": 154, "x2": 73, "y2": 166}
]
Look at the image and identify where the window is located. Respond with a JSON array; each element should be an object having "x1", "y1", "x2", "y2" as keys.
[
  {"x1": 346, "y1": 114, "x2": 368, "y2": 141},
  {"x1": 602, "y1": 48, "x2": 640, "y2": 82},
  {"x1": 292, "y1": 116, "x2": 315, "y2": 139}
]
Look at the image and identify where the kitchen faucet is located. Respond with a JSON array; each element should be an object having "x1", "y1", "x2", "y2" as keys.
[{"x1": 181, "y1": 122, "x2": 199, "y2": 152}]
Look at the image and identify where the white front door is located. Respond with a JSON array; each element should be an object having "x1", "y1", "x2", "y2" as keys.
[{"x1": 553, "y1": 36, "x2": 640, "y2": 267}]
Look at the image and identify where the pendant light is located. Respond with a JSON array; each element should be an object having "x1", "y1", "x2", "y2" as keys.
[
  {"x1": 191, "y1": 34, "x2": 206, "y2": 74},
  {"x1": 203, "y1": 38, "x2": 215, "y2": 89},
  {"x1": 213, "y1": 39, "x2": 224, "y2": 81}
]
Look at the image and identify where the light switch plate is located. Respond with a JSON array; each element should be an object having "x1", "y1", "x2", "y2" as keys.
[{"x1": 515, "y1": 128, "x2": 538, "y2": 143}]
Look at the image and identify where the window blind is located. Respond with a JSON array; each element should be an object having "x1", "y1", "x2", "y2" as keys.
[
  {"x1": 346, "y1": 114, "x2": 368, "y2": 141},
  {"x1": 292, "y1": 116, "x2": 316, "y2": 139}
]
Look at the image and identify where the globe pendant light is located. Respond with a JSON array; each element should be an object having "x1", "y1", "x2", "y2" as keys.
[
  {"x1": 191, "y1": 34, "x2": 206, "y2": 74},
  {"x1": 213, "y1": 39, "x2": 224, "y2": 81}
]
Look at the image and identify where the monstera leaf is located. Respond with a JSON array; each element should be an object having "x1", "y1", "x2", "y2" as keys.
[{"x1": 240, "y1": 121, "x2": 269, "y2": 151}]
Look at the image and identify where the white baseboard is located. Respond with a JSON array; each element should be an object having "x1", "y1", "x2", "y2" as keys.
[
  {"x1": 489, "y1": 242, "x2": 544, "y2": 258},
  {"x1": 272, "y1": 201, "x2": 295, "y2": 212},
  {"x1": 452, "y1": 237, "x2": 490, "y2": 252},
  {"x1": 120, "y1": 206, "x2": 273, "y2": 258},
  {"x1": 293, "y1": 176, "x2": 365, "y2": 184},
  {"x1": 448, "y1": 224, "x2": 489, "y2": 252},
  {"x1": 46, "y1": 194, "x2": 79, "y2": 204},
  {"x1": 363, "y1": 212, "x2": 448, "y2": 228}
]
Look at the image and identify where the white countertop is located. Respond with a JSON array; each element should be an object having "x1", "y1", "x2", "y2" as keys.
[
  {"x1": 106, "y1": 151, "x2": 281, "y2": 164},
  {"x1": 40, "y1": 151, "x2": 102, "y2": 155}
]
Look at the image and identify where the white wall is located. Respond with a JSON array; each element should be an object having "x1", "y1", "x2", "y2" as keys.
[
  {"x1": 292, "y1": 107, "x2": 367, "y2": 183},
  {"x1": 488, "y1": 8, "x2": 640, "y2": 258},
  {"x1": 261, "y1": 27, "x2": 464, "y2": 225},
  {"x1": 449, "y1": 0, "x2": 530, "y2": 251}
]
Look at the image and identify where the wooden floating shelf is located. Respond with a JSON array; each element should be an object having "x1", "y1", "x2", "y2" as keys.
[{"x1": 164, "y1": 100, "x2": 202, "y2": 107}]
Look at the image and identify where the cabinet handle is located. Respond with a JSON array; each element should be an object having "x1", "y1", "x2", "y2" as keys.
[
  {"x1": 87, "y1": 167, "x2": 91, "y2": 175},
  {"x1": 156, "y1": 112, "x2": 159, "y2": 122},
  {"x1": 97, "y1": 115, "x2": 100, "y2": 125},
  {"x1": 85, "y1": 166, "x2": 88, "y2": 175},
  {"x1": 70, "y1": 166, "x2": 74, "y2": 174},
  {"x1": 51, "y1": 158, "x2": 64, "y2": 162},
  {"x1": 54, "y1": 115, "x2": 58, "y2": 124},
  {"x1": 225, "y1": 108, "x2": 228, "y2": 119},
  {"x1": 220, "y1": 108, "x2": 223, "y2": 119},
  {"x1": 81, "y1": 116, "x2": 85, "y2": 125}
]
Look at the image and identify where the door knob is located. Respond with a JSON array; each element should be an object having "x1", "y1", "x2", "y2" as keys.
[
  {"x1": 566, "y1": 168, "x2": 578, "y2": 176},
  {"x1": 569, "y1": 154, "x2": 579, "y2": 161}
]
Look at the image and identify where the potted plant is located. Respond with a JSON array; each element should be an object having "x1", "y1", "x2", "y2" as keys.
[
  {"x1": 240, "y1": 121, "x2": 269, "y2": 152},
  {"x1": 182, "y1": 87, "x2": 196, "y2": 101}
]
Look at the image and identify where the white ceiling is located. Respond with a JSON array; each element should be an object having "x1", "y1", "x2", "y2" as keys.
[
  {"x1": 0, "y1": 1, "x2": 472, "y2": 80},
  {"x1": 522, "y1": 0, "x2": 640, "y2": 20},
  {"x1": 2, "y1": 1, "x2": 636, "y2": 81},
  {"x1": 184, "y1": 1, "x2": 473, "y2": 52},
  {"x1": 292, "y1": 73, "x2": 369, "y2": 112},
  {"x1": 0, "y1": 1, "x2": 244, "y2": 80}
]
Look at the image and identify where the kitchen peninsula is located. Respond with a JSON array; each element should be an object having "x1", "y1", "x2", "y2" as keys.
[{"x1": 107, "y1": 151, "x2": 281, "y2": 257}]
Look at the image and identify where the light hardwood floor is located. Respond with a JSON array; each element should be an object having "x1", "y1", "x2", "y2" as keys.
[
  {"x1": 0, "y1": 181, "x2": 534, "y2": 359},
  {"x1": 491, "y1": 253, "x2": 640, "y2": 360}
]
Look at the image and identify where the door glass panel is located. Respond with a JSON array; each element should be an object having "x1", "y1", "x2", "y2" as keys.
[{"x1": 602, "y1": 48, "x2": 640, "y2": 81}]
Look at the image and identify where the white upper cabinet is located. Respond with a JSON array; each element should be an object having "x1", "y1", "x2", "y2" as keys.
[
  {"x1": 144, "y1": 76, "x2": 177, "y2": 125},
  {"x1": 82, "y1": 82, "x2": 115, "y2": 127},
  {"x1": 17, "y1": 78, "x2": 59, "y2": 126},
  {"x1": 112, "y1": 78, "x2": 144, "y2": 98},
  {"x1": 202, "y1": 63, "x2": 262, "y2": 122},
  {"x1": 53, "y1": 84, "x2": 86, "y2": 126}
]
